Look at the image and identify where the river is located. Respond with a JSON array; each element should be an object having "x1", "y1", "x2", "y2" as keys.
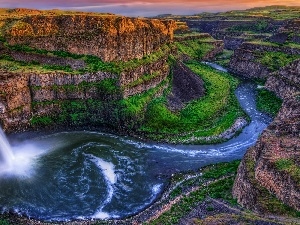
[{"x1": 0, "y1": 64, "x2": 272, "y2": 221}]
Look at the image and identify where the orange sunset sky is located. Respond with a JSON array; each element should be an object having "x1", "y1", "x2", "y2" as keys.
[{"x1": 1, "y1": 0, "x2": 300, "y2": 16}]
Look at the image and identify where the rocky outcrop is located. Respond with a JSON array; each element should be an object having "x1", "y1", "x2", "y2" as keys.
[
  {"x1": 229, "y1": 45, "x2": 270, "y2": 79},
  {"x1": 233, "y1": 60, "x2": 300, "y2": 213},
  {"x1": 0, "y1": 70, "x2": 117, "y2": 131},
  {"x1": 268, "y1": 19, "x2": 300, "y2": 45},
  {"x1": 184, "y1": 19, "x2": 283, "y2": 50},
  {"x1": 12, "y1": 51, "x2": 85, "y2": 70},
  {"x1": 167, "y1": 61, "x2": 205, "y2": 111},
  {"x1": 229, "y1": 42, "x2": 300, "y2": 79},
  {"x1": 212, "y1": 31, "x2": 270, "y2": 50},
  {"x1": 121, "y1": 57, "x2": 170, "y2": 98},
  {"x1": 233, "y1": 96, "x2": 300, "y2": 212},
  {"x1": 0, "y1": 72, "x2": 31, "y2": 131},
  {"x1": 185, "y1": 20, "x2": 259, "y2": 33},
  {"x1": 266, "y1": 59, "x2": 300, "y2": 99},
  {"x1": 202, "y1": 41, "x2": 224, "y2": 61},
  {"x1": 4, "y1": 15, "x2": 176, "y2": 62}
]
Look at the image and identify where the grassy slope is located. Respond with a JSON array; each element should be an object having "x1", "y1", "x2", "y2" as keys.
[
  {"x1": 146, "y1": 160, "x2": 300, "y2": 225},
  {"x1": 256, "y1": 89, "x2": 282, "y2": 117},
  {"x1": 139, "y1": 61, "x2": 246, "y2": 143},
  {"x1": 0, "y1": 41, "x2": 169, "y2": 75}
]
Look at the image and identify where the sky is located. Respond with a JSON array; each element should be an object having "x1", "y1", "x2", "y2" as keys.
[{"x1": 0, "y1": 0, "x2": 300, "y2": 16}]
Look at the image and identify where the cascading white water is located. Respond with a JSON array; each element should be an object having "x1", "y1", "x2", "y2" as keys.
[{"x1": 0, "y1": 127, "x2": 14, "y2": 167}]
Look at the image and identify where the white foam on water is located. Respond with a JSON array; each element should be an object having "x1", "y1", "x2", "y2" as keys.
[
  {"x1": 84, "y1": 154, "x2": 117, "y2": 219},
  {"x1": 152, "y1": 184, "x2": 162, "y2": 195},
  {"x1": 93, "y1": 211, "x2": 110, "y2": 219},
  {"x1": 132, "y1": 183, "x2": 163, "y2": 213}
]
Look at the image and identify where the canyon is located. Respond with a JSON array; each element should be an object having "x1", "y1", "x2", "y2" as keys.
[{"x1": 0, "y1": 5, "x2": 300, "y2": 225}]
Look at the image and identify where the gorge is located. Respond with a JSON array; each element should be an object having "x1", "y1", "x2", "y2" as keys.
[{"x1": 0, "y1": 6, "x2": 299, "y2": 225}]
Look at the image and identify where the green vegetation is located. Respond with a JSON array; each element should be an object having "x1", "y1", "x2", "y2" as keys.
[
  {"x1": 0, "y1": 57, "x2": 75, "y2": 73},
  {"x1": 244, "y1": 156, "x2": 300, "y2": 218},
  {"x1": 196, "y1": 6, "x2": 300, "y2": 20},
  {"x1": 250, "y1": 40, "x2": 300, "y2": 49},
  {"x1": 256, "y1": 51, "x2": 300, "y2": 71},
  {"x1": 275, "y1": 159, "x2": 300, "y2": 183},
  {"x1": 148, "y1": 161, "x2": 240, "y2": 225},
  {"x1": 174, "y1": 40, "x2": 215, "y2": 59},
  {"x1": 256, "y1": 89, "x2": 282, "y2": 117},
  {"x1": 215, "y1": 49, "x2": 234, "y2": 67},
  {"x1": 140, "y1": 61, "x2": 246, "y2": 143},
  {"x1": 0, "y1": 219, "x2": 9, "y2": 225},
  {"x1": 227, "y1": 20, "x2": 268, "y2": 33},
  {"x1": 30, "y1": 116, "x2": 53, "y2": 127},
  {"x1": 1, "y1": 42, "x2": 169, "y2": 74}
]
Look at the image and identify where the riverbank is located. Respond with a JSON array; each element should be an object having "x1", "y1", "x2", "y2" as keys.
[{"x1": 1, "y1": 160, "x2": 298, "y2": 225}]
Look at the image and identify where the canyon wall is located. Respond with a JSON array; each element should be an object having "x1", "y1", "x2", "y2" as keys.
[
  {"x1": 185, "y1": 20, "x2": 259, "y2": 33},
  {"x1": 184, "y1": 19, "x2": 284, "y2": 50},
  {"x1": 266, "y1": 59, "x2": 300, "y2": 99},
  {"x1": 0, "y1": 52, "x2": 170, "y2": 132},
  {"x1": 233, "y1": 60, "x2": 300, "y2": 213},
  {"x1": 167, "y1": 61, "x2": 205, "y2": 111},
  {"x1": 4, "y1": 15, "x2": 176, "y2": 62},
  {"x1": 0, "y1": 70, "x2": 117, "y2": 132},
  {"x1": 0, "y1": 11, "x2": 178, "y2": 132},
  {"x1": 229, "y1": 42, "x2": 300, "y2": 79}
]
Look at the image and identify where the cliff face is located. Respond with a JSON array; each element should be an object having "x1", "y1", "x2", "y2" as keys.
[
  {"x1": 5, "y1": 15, "x2": 176, "y2": 62},
  {"x1": 0, "y1": 10, "x2": 178, "y2": 132},
  {"x1": 266, "y1": 59, "x2": 300, "y2": 99},
  {"x1": 233, "y1": 60, "x2": 300, "y2": 213},
  {"x1": 0, "y1": 70, "x2": 117, "y2": 132},
  {"x1": 229, "y1": 42, "x2": 300, "y2": 79},
  {"x1": 120, "y1": 56, "x2": 170, "y2": 98},
  {"x1": 0, "y1": 51, "x2": 171, "y2": 132},
  {"x1": 233, "y1": 96, "x2": 300, "y2": 212},
  {"x1": 185, "y1": 19, "x2": 284, "y2": 50}
]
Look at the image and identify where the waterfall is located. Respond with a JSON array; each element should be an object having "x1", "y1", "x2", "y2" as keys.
[{"x1": 0, "y1": 127, "x2": 14, "y2": 167}]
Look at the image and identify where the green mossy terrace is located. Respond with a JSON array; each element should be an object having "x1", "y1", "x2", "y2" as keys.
[
  {"x1": 139, "y1": 61, "x2": 245, "y2": 143},
  {"x1": 1, "y1": 31, "x2": 247, "y2": 144}
]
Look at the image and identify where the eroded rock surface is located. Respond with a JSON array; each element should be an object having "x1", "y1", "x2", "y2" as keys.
[
  {"x1": 233, "y1": 60, "x2": 300, "y2": 213},
  {"x1": 5, "y1": 15, "x2": 176, "y2": 62}
]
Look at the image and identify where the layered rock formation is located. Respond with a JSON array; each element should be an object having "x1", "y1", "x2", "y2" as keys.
[
  {"x1": 229, "y1": 42, "x2": 300, "y2": 79},
  {"x1": 266, "y1": 59, "x2": 300, "y2": 99},
  {"x1": 0, "y1": 50, "x2": 171, "y2": 132},
  {"x1": 269, "y1": 19, "x2": 300, "y2": 45},
  {"x1": 0, "y1": 10, "x2": 178, "y2": 132},
  {"x1": 233, "y1": 60, "x2": 300, "y2": 213},
  {"x1": 4, "y1": 15, "x2": 176, "y2": 62},
  {"x1": 0, "y1": 70, "x2": 117, "y2": 132},
  {"x1": 184, "y1": 19, "x2": 283, "y2": 50}
]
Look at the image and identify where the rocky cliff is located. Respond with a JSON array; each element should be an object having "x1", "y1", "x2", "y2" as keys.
[
  {"x1": 4, "y1": 14, "x2": 176, "y2": 62},
  {"x1": 229, "y1": 42, "x2": 300, "y2": 79},
  {"x1": 233, "y1": 60, "x2": 300, "y2": 213},
  {"x1": 266, "y1": 59, "x2": 300, "y2": 99},
  {"x1": 0, "y1": 9, "x2": 179, "y2": 132},
  {"x1": 0, "y1": 70, "x2": 117, "y2": 132},
  {"x1": 0, "y1": 50, "x2": 171, "y2": 132}
]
